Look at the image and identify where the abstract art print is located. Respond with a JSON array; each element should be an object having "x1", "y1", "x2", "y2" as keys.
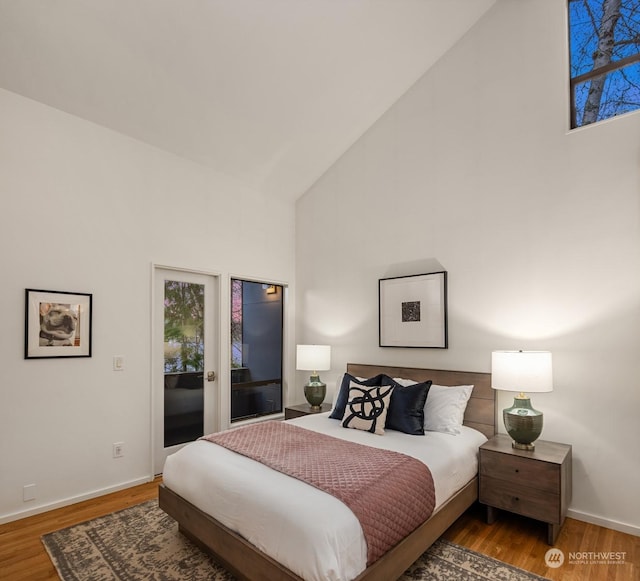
[
  {"x1": 25, "y1": 289, "x2": 92, "y2": 358},
  {"x1": 379, "y1": 272, "x2": 447, "y2": 348}
]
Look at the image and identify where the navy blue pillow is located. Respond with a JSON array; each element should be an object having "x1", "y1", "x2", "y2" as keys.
[
  {"x1": 329, "y1": 373, "x2": 385, "y2": 420},
  {"x1": 383, "y1": 375, "x2": 432, "y2": 435}
]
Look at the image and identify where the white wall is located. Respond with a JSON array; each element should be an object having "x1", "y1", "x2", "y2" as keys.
[
  {"x1": 0, "y1": 89, "x2": 296, "y2": 522},
  {"x1": 296, "y1": 0, "x2": 640, "y2": 535}
]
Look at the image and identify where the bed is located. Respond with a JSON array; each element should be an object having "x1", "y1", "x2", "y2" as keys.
[{"x1": 159, "y1": 363, "x2": 495, "y2": 581}]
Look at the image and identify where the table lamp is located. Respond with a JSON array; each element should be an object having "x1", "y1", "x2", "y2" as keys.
[
  {"x1": 491, "y1": 350, "x2": 553, "y2": 451},
  {"x1": 296, "y1": 345, "x2": 331, "y2": 409}
]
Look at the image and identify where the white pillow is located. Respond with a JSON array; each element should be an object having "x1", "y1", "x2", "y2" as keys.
[
  {"x1": 391, "y1": 378, "x2": 473, "y2": 435},
  {"x1": 391, "y1": 377, "x2": 417, "y2": 387},
  {"x1": 331, "y1": 374, "x2": 346, "y2": 407},
  {"x1": 424, "y1": 384, "x2": 474, "y2": 435}
]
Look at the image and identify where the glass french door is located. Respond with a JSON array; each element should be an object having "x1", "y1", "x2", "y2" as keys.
[{"x1": 153, "y1": 267, "x2": 218, "y2": 474}]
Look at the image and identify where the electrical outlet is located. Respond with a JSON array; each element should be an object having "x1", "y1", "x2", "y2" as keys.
[
  {"x1": 113, "y1": 442, "x2": 125, "y2": 458},
  {"x1": 23, "y1": 483, "x2": 36, "y2": 502}
]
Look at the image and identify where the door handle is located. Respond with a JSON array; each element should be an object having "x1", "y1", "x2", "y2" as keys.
[{"x1": 207, "y1": 371, "x2": 216, "y2": 382}]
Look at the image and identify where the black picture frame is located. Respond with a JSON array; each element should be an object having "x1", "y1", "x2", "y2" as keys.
[
  {"x1": 378, "y1": 271, "x2": 448, "y2": 348},
  {"x1": 25, "y1": 288, "x2": 93, "y2": 359}
]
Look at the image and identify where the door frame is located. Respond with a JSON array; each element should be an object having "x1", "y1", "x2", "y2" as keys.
[{"x1": 150, "y1": 263, "x2": 221, "y2": 476}]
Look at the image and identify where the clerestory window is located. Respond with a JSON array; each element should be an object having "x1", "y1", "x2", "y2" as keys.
[{"x1": 569, "y1": 0, "x2": 640, "y2": 128}]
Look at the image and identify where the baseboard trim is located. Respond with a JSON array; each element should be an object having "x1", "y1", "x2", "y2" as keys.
[
  {"x1": 3, "y1": 478, "x2": 638, "y2": 538},
  {"x1": 0, "y1": 476, "x2": 153, "y2": 525},
  {"x1": 568, "y1": 508, "x2": 640, "y2": 537}
]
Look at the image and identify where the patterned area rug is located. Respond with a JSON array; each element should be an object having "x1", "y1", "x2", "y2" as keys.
[{"x1": 42, "y1": 500, "x2": 548, "y2": 580}]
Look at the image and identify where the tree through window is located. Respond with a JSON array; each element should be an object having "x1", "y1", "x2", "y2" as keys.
[{"x1": 569, "y1": 0, "x2": 640, "y2": 128}]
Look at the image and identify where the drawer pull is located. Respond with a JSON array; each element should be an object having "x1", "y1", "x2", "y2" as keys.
[
  {"x1": 514, "y1": 497, "x2": 519, "y2": 501},
  {"x1": 514, "y1": 469, "x2": 519, "y2": 473}
]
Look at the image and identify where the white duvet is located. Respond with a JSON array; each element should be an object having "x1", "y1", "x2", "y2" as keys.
[{"x1": 162, "y1": 413, "x2": 487, "y2": 581}]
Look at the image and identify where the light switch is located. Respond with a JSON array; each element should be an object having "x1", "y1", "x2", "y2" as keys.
[{"x1": 113, "y1": 356, "x2": 125, "y2": 371}]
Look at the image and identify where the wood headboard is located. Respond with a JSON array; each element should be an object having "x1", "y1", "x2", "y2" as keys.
[{"x1": 347, "y1": 363, "x2": 495, "y2": 439}]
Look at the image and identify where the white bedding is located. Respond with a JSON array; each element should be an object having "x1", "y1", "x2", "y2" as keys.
[{"x1": 162, "y1": 413, "x2": 487, "y2": 581}]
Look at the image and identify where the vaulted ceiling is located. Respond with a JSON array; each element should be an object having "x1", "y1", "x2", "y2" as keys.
[{"x1": 0, "y1": 1, "x2": 495, "y2": 201}]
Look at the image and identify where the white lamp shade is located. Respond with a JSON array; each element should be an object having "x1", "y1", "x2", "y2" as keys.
[
  {"x1": 296, "y1": 345, "x2": 331, "y2": 372},
  {"x1": 491, "y1": 351, "x2": 553, "y2": 393}
]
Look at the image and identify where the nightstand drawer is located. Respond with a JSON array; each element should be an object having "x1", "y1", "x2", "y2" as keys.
[
  {"x1": 480, "y1": 476, "x2": 561, "y2": 523},
  {"x1": 480, "y1": 450, "x2": 559, "y2": 494}
]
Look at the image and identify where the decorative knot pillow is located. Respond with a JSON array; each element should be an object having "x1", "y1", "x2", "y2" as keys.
[
  {"x1": 329, "y1": 373, "x2": 385, "y2": 420},
  {"x1": 342, "y1": 382, "x2": 394, "y2": 435}
]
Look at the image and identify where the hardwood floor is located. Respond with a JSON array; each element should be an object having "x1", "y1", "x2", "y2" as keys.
[
  {"x1": 444, "y1": 503, "x2": 638, "y2": 581},
  {"x1": 0, "y1": 479, "x2": 160, "y2": 581},
  {"x1": 0, "y1": 479, "x2": 637, "y2": 580}
]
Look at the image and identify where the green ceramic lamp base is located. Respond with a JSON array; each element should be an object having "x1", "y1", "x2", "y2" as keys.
[
  {"x1": 304, "y1": 373, "x2": 326, "y2": 409},
  {"x1": 503, "y1": 394, "x2": 543, "y2": 451}
]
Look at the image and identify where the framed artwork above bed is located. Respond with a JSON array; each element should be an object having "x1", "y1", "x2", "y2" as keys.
[{"x1": 379, "y1": 271, "x2": 448, "y2": 348}]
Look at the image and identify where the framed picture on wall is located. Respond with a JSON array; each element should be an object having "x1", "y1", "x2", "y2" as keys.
[
  {"x1": 379, "y1": 271, "x2": 448, "y2": 348},
  {"x1": 25, "y1": 289, "x2": 93, "y2": 359}
]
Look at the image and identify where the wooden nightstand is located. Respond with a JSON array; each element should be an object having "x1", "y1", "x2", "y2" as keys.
[
  {"x1": 284, "y1": 403, "x2": 332, "y2": 420},
  {"x1": 479, "y1": 434, "x2": 572, "y2": 545}
]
